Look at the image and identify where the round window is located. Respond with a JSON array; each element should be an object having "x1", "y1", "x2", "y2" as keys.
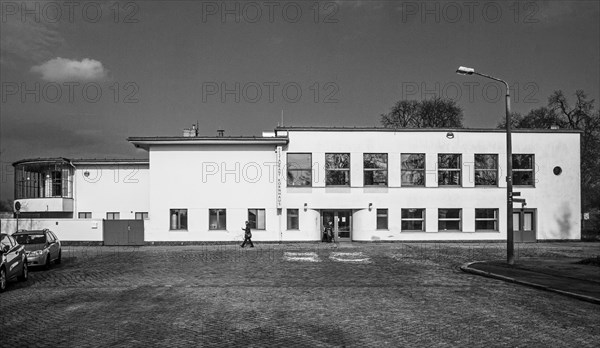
[{"x1": 553, "y1": 166, "x2": 562, "y2": 176}]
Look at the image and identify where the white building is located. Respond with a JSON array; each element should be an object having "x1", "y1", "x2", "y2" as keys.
[{"x1": 2, "y1": 127, "x2": 581, "y2": 243}]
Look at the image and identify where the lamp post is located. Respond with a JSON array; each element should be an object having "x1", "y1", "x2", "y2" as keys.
[{"x1": 456, "y1": 66, "x2": 514, "y2": 265}]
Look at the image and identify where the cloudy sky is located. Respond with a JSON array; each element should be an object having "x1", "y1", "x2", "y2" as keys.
[{"x1": 1, "y1": 0, "x2": 599, "y2": 198}]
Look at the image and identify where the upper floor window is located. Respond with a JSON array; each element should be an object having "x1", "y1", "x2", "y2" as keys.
[
  {"x1": 364, "y1": 153, "x2": 388, "y2": 186},
  {"x1": 287, "y1": 153, "x2": 312, "y2": 187},
  {"x1": 14, "y1": 162, "x2": 73, "y2": 199},
  {"x1": 475, "y1": 154, "x2": 498, "y2": 186},
  {"x1": 438, "y1": 154, "x2": 461, "y2": 186},
  {"x1": 326, "y1": 153, "x2": 350, "y2": 186},
  {"x1": 401, "y1": 154, "x2": 425, "y2": 186},
  {"x1": 513, "y1": 154, "x2": 535, "y2": 186}
]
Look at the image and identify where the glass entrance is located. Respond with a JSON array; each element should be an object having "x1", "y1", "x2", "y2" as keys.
[{"x1": 321, "y1": 210, "x2": 352, "y2": 242}]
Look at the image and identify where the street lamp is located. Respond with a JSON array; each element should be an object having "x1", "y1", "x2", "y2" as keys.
[{"x1": 456, "y1": 66, "x2": 514, "y2": 265}]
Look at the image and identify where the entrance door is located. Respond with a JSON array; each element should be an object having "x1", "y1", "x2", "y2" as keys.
[
  {"x1": 512, "y1": 209, "x2": 536, "y2": 243},
  {"x1": 321, "y1": 210, "x2": 352, "y2": 242}
]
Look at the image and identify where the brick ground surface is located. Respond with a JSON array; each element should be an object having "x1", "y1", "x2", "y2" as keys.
[{"x1": 1, "y1": 242, "x2": 599, "y2": 347}]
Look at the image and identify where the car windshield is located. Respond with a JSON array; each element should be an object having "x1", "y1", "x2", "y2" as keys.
[{"x1": 15, "y1": 234, "x2": 46, "y2": 245}]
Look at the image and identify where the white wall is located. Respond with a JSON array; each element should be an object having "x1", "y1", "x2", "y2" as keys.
[
  {"x1": 1, "y1": 218, "x2": 103, "y2": 241},
  {"x1": 282, "y1": 130, "x2": 581, "y2": 241},
  {"x1": 146, "y1": 145, "x2": 281, "y2": 241},
  {"x1": 73, "y1": 164, "x2": 149, "y2": 220}
]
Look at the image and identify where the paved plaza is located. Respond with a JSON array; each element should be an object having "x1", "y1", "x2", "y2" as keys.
[{"x1": 1, "y1": 242, "x2": 599, "y2": 347}]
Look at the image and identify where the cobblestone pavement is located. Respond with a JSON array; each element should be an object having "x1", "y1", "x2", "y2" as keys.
[{"x1": 1, "y1": 242, "x2": 599, "y2": 347}]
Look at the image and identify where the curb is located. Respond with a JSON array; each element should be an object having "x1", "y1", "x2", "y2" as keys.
[{"x1": 460, "y1": 261, "x2": 600, "y2": 305}]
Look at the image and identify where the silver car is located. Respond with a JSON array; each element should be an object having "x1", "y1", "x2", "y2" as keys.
[
  {"x1": 13, "y1": 229, "x2": 62, "y2": 269},
  {"x1": 1, "y1": 232, "x2": 28, "y2": 292}
]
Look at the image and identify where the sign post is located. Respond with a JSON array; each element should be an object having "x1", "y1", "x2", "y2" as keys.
[{"x1": 14, "y1": 201, "x2": 21, "y2": 232}]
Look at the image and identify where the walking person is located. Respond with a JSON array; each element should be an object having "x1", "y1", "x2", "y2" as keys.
[
  {"x1": 241, "y1": 221, "x2": 254, "y2": 248},
  {"x1": 325, "y1": 221, "x2": 334, "y2": 243}
]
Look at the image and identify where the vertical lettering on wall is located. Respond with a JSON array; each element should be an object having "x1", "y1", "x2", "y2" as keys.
[{"x1": 276, "y1": 146, "x2": 282, "y2": 209}]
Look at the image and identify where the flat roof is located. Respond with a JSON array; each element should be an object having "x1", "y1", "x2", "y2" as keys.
[
  {"x1": 13, "y1": 158, "x2": 149, "y2": 167},
  {"x1": 275, "y1": 126, "x2": 582, "y2": 134},
  {"x1": 127, "y1": 136, "x2": 289, "y2": 150}
]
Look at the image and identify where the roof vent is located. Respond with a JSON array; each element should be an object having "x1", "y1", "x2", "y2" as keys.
[
  {"x1": 183, "y1": 124, "x2": 199, "y2": 137},
  {"x1": 217, "y1": 129, "x2": 224, "y2": 137}
]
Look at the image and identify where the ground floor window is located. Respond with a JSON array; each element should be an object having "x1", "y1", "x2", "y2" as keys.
[
  {"x1": 135, "y1": 212, "x2": 149, "y2": 220},
  {"x1": 209, "y1": 209, "x2": 226, "y2": 230},
  {"x1": 170, "y1": 209, "x2": 187, "y2": 230},
  {"x1": 287, "y1": 209, "x2": 299, "y2": 230},
  {"x1": 106, "y1": 212, "x2": 120, "y2": 220},
  {"x1": 438, "y1": 209, "x2": 462, "y2": 231},
  {"x1": 248, "y1": 209, "x2": 266, "y2": 230},
  {"x1": 475, "y1": 209, "x2": 498, "y2": 231},
  {"x1": 376, "y1": 209, "x2": 388, "y2": 230},
  {"x1": 78, "y1": 212, "x2": 92, "y2": 219},
  {"x1": 401, "y1": 209, "x2": 425, "y2": 231}
]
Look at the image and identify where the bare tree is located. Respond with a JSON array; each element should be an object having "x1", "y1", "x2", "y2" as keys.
[
  {"x1": 381, "y1": 97, "x2": 463, "y2": 129},
  {"x1": 498, "y1": 90, "x2": 600, "y2": 211}
]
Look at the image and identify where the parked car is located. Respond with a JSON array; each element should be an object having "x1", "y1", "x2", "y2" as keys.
[
  {"x1": 1, "y1": 232, "x2": 28, "y2": 292},
  {"x1": 13, "y1": 229, "x2": 62, "y2": 269}
]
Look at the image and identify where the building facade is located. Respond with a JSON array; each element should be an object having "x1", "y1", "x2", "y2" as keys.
[{"x1": 2, "y1": 127, "x2": 581, "y2": 243}]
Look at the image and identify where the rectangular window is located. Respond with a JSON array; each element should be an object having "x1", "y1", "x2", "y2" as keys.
[
  {"x1": 209, "y1": 209, "x2": 226, "y2": 230},
  {"x1": 248, "y1": 209, "x2": 266, "y2": 230},
  {"x1": 364, "y1": 154, "x2": 388, "y2": 186},
  {"x1": 401, "y1": 154, "x2": 425, "y2": 186},
  {"x1": 51, "y1": 170, "x2": 62, "y2": 197},
  {"x1": 376, "y1": 209, "x2": 388, "y2": 230},
  {"x1": 287, "y1": 153, "x2": 312, "y2": 187},
  {"x1": 475, "y1": 154, "x2": 498, "y2": 186},
  {"x1": 513, "y1": 154, "x2": 535, "y2": 186},
  {"x1": 287, "y1": 209, "x2": 299, "y2": 230},
  {"x1": 106, "y1": 212, "x2": 120, "y2": 220},
  {"x1": 326, "y1": 153, "x2": 350, "y2": 186},
  {"x1": 438, "y1": 209, "x2": 462, "y2": 231},
  {"x1": 135, "y1": 212, "x2": 149, "y2": 220},
  {"x1": 78, "y1": 212, "x2": 92, "y2": 219},
  {"x1": 401, "y1": 209, "x2": 425, "y2": 231},
  {"x1": 475, "y1": 209, "x2": 499, "y2": 231},
  {"x1": 170, "y1": 209, "x2": 187, "y2": 230},
  {"x1": 438, "y1": 154, "x2": 461, "y2": 186}
]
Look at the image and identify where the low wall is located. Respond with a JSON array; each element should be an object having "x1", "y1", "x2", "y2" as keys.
[{"x1": 0, "y1": 218, "x2": 103, "y2": 241}]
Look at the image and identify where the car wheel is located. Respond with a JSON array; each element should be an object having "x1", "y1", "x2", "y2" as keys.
[
  {"x1": 56, "y1": 250, "x2": 62, "y2": 264},
  {"x1": 0, "y1": 268, "x2": 6, "y2": 292},
  {"x1": 45, "y1": 255, "x2": 51, "y2": 270},
  {"x1": 18, "y1": 260, "x2": 28, "y2": 281}
]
